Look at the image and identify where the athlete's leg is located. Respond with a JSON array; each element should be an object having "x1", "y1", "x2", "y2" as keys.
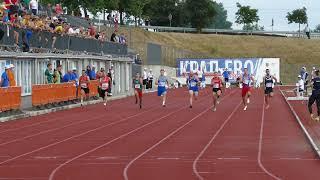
[
  {"x1": 162, "y1": 92, "x2": 167, "y2": 106},
  {"x1": 80, "y1": 89, "x2": 85, "y2": 105},
  {"x1": 247, "y1": 91, "x2": 251, "y2": 104},
  {"x1": 139, "y1": 91, "x2": 142, "y2": 109},
  {"x1": 316, "y1": 94, "x2": 320, "y2": 121},
  {"x1": 134, "y1": 90, "x2": 138, "y2": 104},
  {"x1": 308, "y1": 94, "x2": 316, "y2": 119},
  {"x1": 189, "y1": 90, "x2": 194, "y2": 108}
]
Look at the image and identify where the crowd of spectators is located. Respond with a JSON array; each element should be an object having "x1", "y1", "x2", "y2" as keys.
[
  {"x1": 0, "y1": 0, "x2": 127, "y2": 52},
  {"x1": 44, "y1": 63, "x2": 115, "y2": 98}
]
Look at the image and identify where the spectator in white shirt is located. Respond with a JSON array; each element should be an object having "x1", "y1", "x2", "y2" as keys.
[
  {"x1": 143, "y1": 68, "x2": 148, "y2": 88},
  {"x1": 295, "y1": 75, "x2": 305, "y2": 97},
  {"x1": 147, "y1": 69, "x2": 154, "y2": 89},
  {"x1": 29, "y1": 0, "x2": 38, "y2": 16}
]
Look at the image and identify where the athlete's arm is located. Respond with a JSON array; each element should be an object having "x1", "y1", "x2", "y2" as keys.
[{"x1": 272, "y1": 76, "x2": 278, "y2": 85}]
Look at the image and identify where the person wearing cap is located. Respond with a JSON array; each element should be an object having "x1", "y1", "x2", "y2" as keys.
[
  {"x1": 187, "y1": 70, "x2": 200, "y2": 108},
  {"x1": 0, "y1": 65, "x2": 10, "y2": 88},
  {"x1": 156, "y1": 69, "x2": 169, "y2": 107},
  {"x1": 262, "y1": 69, "x2": 277, "y2": 109},
  {"x1": 62, "y1": 69, "x2": 73, "y2": 83},
  {"x1": 147, "y1": 69, "x2": 154, "y2": 90},
  {"x1": 308, "y1": 69, "x2": 320, "y2": 121},
  {"x1": 45, "y1": 63, "x2": 53, "y2": 84},
  {"x1": 8, "y1": 64, "x2": 16, "y2": 87},
  {"x1": 300, "y1": 67, "x2": 309, "y2": 95},
  {"x1": 295, "y1": 75, "x2": 304, "y2": 97}
]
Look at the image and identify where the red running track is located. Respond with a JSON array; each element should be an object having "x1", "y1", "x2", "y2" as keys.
[{"x1": 0, "y1": 87, "x2": 319, "y2": 180}]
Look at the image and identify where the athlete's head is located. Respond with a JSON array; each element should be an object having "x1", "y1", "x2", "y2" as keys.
[
  {"x1": 135, "y1": 72, "x2": 140, "y2": 78},
  {"x1": 244, "y1": 68, "x2": 248, "y2": 75},
  {"x1": 213, "y1": 71, "x2": 218, "y2": 77},
  {"x1": 160, "y1": 69, "x2": 165, "y2": 76},
  {"x1": 82, "y1": 69, "x2": 86, "y2": 76},
  {"x1": 266, "y1": 69, "x2": 270, "y2": 75},
  {"x1": 189, "y1": 71, "x2": 194, "y2": 77},
  {"x1": 315, "y1": 70, "x2": 320, "y2": 76}
]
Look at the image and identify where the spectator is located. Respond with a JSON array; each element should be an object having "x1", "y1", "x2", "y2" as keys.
[
  {"x1": 1, "y1": 65, "x2": 10, "y2": 87},
  {"x1": 107, "y1": 70, "x2": 112, "y2": 96},
  {"x1": 300, "y1": 67, "x2": 309, "y2": 94},
  {"x1": 29, "y1": 0, "x2": 38, "y2": 16},
  {"x1": 147, "y1": 69, "x2": 153, "y2": 89},
  {"x1": 305, "y1": 24, "x2": 311, "y2": 39},
  {"x1": 57, "y1": 64, "x2": 63, "y2": 82},
  {"x1": 55, "y1": 3, "x2": 63, "y2": 15},
  {"x1": 62, "y1": 70, "x2": 73, "y2": 82},
  {"x1": 110, "y1": 31, "x2": 117, "y2": 42},
  {"x1": 8, "y1": 64, "x2": 16, "y2": 86},
  {"x1": 71, "y1": 68, "x2": 79, "y2": 86},
  {"x1": 143, "y1": 68, "x2": 148, "y2": 88},
  {"x1": 45, "y1": 63, "x2": 53, "y2": 84},
  {"x1": 119, "y1": 33, "x2": 126, "y2": 45},
  {"x1": 295, "y1": 75, "x2": 304, "y2": 97},
  {"x1": 109, "y1": 65, "x2": 115, "y2": 85},
  {"x1": 53, "y1": 69, "x2": 60, "y2": 84},
  {"x1": 91, "y1": 65, "x2": 96, "y2": 80}
]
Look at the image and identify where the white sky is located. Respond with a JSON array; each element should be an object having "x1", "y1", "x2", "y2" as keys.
[{"x1": 215, "y1": 0, "x2": 320, "y2": 31}]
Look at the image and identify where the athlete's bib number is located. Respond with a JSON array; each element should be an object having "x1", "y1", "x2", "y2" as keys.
[
  {"x1": 243, "y1": 79, "x2": 250, "y2": 85},
  {"x1": 159, "y1": 82, "x2": 166, "y2": 87},
  {"x1": 266, "y1": 83, "x2": 273, "y2": 88},
  {"x1": 135, "y1": 84, "x2": 140, "y2": 89},
  {"x1": 213, "y1": 83, "x2": 219, "y2": 88},
  {"x1": 190, "y1": 82, "x2": 197, "y2": 87},
  {"x1": 80, "y1": 83, "x2": 87, "y2": 88},
  {"x1": 101, "y1": 83, "x2": 109, "y2": 90}
]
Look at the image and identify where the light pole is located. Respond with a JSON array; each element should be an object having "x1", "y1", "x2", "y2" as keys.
[{"x1": 168, "y1": 13, "x2": 172, "y2": 27}]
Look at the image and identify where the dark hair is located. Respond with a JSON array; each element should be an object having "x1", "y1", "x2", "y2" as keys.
[
  {"x1": 316, "y1": 70, "x2": 320, "y2": 76},
  {"x1": 47, "y1": 63, "x2": 52, "y2": 67}
]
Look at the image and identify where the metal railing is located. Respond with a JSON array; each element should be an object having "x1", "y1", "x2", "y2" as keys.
[{"x1": 139, "y1": 25, "x2": 320, "y2": 38}]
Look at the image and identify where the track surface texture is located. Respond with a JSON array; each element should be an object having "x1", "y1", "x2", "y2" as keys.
[{"x1": 0, "y1": 87, "x2": 319, "y2": 180}]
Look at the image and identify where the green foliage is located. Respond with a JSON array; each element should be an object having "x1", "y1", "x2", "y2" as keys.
[
  {"x1": 235, "y1": 3, "x2": 259, "y2": 30},
  {"x1": 286, "y1": 7, "x2": 308, "y2": 25},
  {"x1": 184, "y1": 0, "x2": 216, "y2": 31},
  {"x1": 209, "y1": 2, "x2": 232, "y2": 29}
]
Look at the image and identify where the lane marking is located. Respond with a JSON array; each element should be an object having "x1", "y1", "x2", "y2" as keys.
[
  {"x1": 258, "y1": 91, "x2": 282, "y2": 180},
  {"x1": 123, "y1": 90, "x2": 238, "y2": 180},
  {"x1": 156, "y1": 157, "x2": 180, "y2": 160},
  {"x1": 217, "y1": 157, "x2": 241, "y2": 160},
  {"x1": 48, "y1": 91, "x2": 215, "y2": 180},
  {"x1": 192, "y1": 101, "x2": 242, "y2": 180}
]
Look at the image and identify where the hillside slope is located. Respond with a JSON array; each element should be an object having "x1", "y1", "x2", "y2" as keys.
[{"x1": 118, "y1": 27, "x2": 320, "y2": 83}]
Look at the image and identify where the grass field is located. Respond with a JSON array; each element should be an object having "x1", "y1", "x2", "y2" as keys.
[{"x1": 117, "y1": 27, "x2": 320, "y2": 83}]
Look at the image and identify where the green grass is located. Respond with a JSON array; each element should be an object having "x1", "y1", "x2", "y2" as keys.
[{"x1": 117, "y1": 27, "x2": 320, "y2": 83}]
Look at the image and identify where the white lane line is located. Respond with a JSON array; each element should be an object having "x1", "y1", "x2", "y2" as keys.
[
  {"x1": 217, "y1": 157, "x2": 241, "y2": 160},
  {"x1": 48, "y1": 95, "x2": 208, "y2": 180},
  {"x1": 258, "y1": 93, "x2": 282, "y2": 180},
  {"x1": 198, "y1": 172, "x2": 217, "y2": 174},
  {"x1": 192, "y1": 101, "x2": 242, "y2": 180},
  {"x1": 0, "y1": 106, "x2": 158, "y2": 166},
  {"x1": 123, "y1": 90, "x2": 237, "y2": 180},
  {"x1": 156, "y1": 157, "x2": 180, "y2": 160},
  {"x1": 280, "y1": 89, "x2": 320, "y2": 158}
]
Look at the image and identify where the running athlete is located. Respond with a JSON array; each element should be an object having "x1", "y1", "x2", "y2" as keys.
[
  {"x1": 222, "y1": 68, "x2": 230, "y2": 89},
  {"x1": 79, "y1": 70, "x2": 90, "y2": 106},
  {"x1": 99, "y1": 71, "x2": 111, "y2": 107},
  {"x1": 308, "y1": 70, "x2": 320, "y2": 121},
  {"x1": 211, "y1": 71, "x2": 223, "y2": 112},
  {"x1": 133, "y1": 73, "x2": 143, "y2": 109},
  {"x1": 238, "y1": 68, "x2": 255, "y2": 111},
  {"x1": 155, "y1": 69, "x2": 169, "y2": 107},
  {"x1": 187, "y1": 71, "x2": 200, "y2": 108},
  {"x1": 262, "y1": 69, "x2": 277, "y2": 109}
]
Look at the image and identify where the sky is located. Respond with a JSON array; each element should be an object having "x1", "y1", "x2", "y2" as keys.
[{"x1": 215, "y1": 0, "x2": 320, "y2": 31}]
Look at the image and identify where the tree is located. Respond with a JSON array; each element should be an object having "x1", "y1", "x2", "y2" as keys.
[
  {"x1": 286, "y1": 7, "x2": 308, "y2": 36},
  {"x1": 315, "y1": 24, "x2": 320, "y2": 33},
  {"x1": 185, "y1": 0, "x2": 216, "y2": 32},
  {"x1": 209, "y1": 2, "x2": 232, "y2": 29},
  {"x1": 128, "y1": 0, "x2": 151, "y2": 26},
  {"x1": 235, "y1": 3, "x2": 259, "y2": 31}
]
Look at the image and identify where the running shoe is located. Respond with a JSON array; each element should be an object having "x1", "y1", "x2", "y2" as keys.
[
  {"x1": 265, "y1": 104, "x2": 270, "y2": 110},
  {"x1": 315, "y1": 116, "x2": 320, "y2": 122},
  {"x1": 212, "y1": 107, "x2": 217, "y2": 112},
  {"x1": 244, "y1": 105, "x2": 248, "y2": 111},
  {"x1": 311, "y1": 114, "x2": 316, "y2": 120},
  {"x1": 103, "y1": 103, "x2": 107, "y2": 106}
]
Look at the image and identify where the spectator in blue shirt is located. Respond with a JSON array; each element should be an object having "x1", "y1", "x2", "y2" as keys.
[
  {"x1": 62, "y1": 70, "x2": 73, "y2": 83},
  {"x1": 222, "y1": 68, "x2": 230, "y2": 83},
  {"x1": 1, "y1": 65, "x2": 10, "y2": 88},
  {"x1": 85, "y1": 65, "x2": 96, "y2": 80}
]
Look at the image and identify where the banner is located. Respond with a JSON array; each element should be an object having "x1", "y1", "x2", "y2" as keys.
[{"x1": 177, "y1": 58, "x2": 280, "y2": 85}]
